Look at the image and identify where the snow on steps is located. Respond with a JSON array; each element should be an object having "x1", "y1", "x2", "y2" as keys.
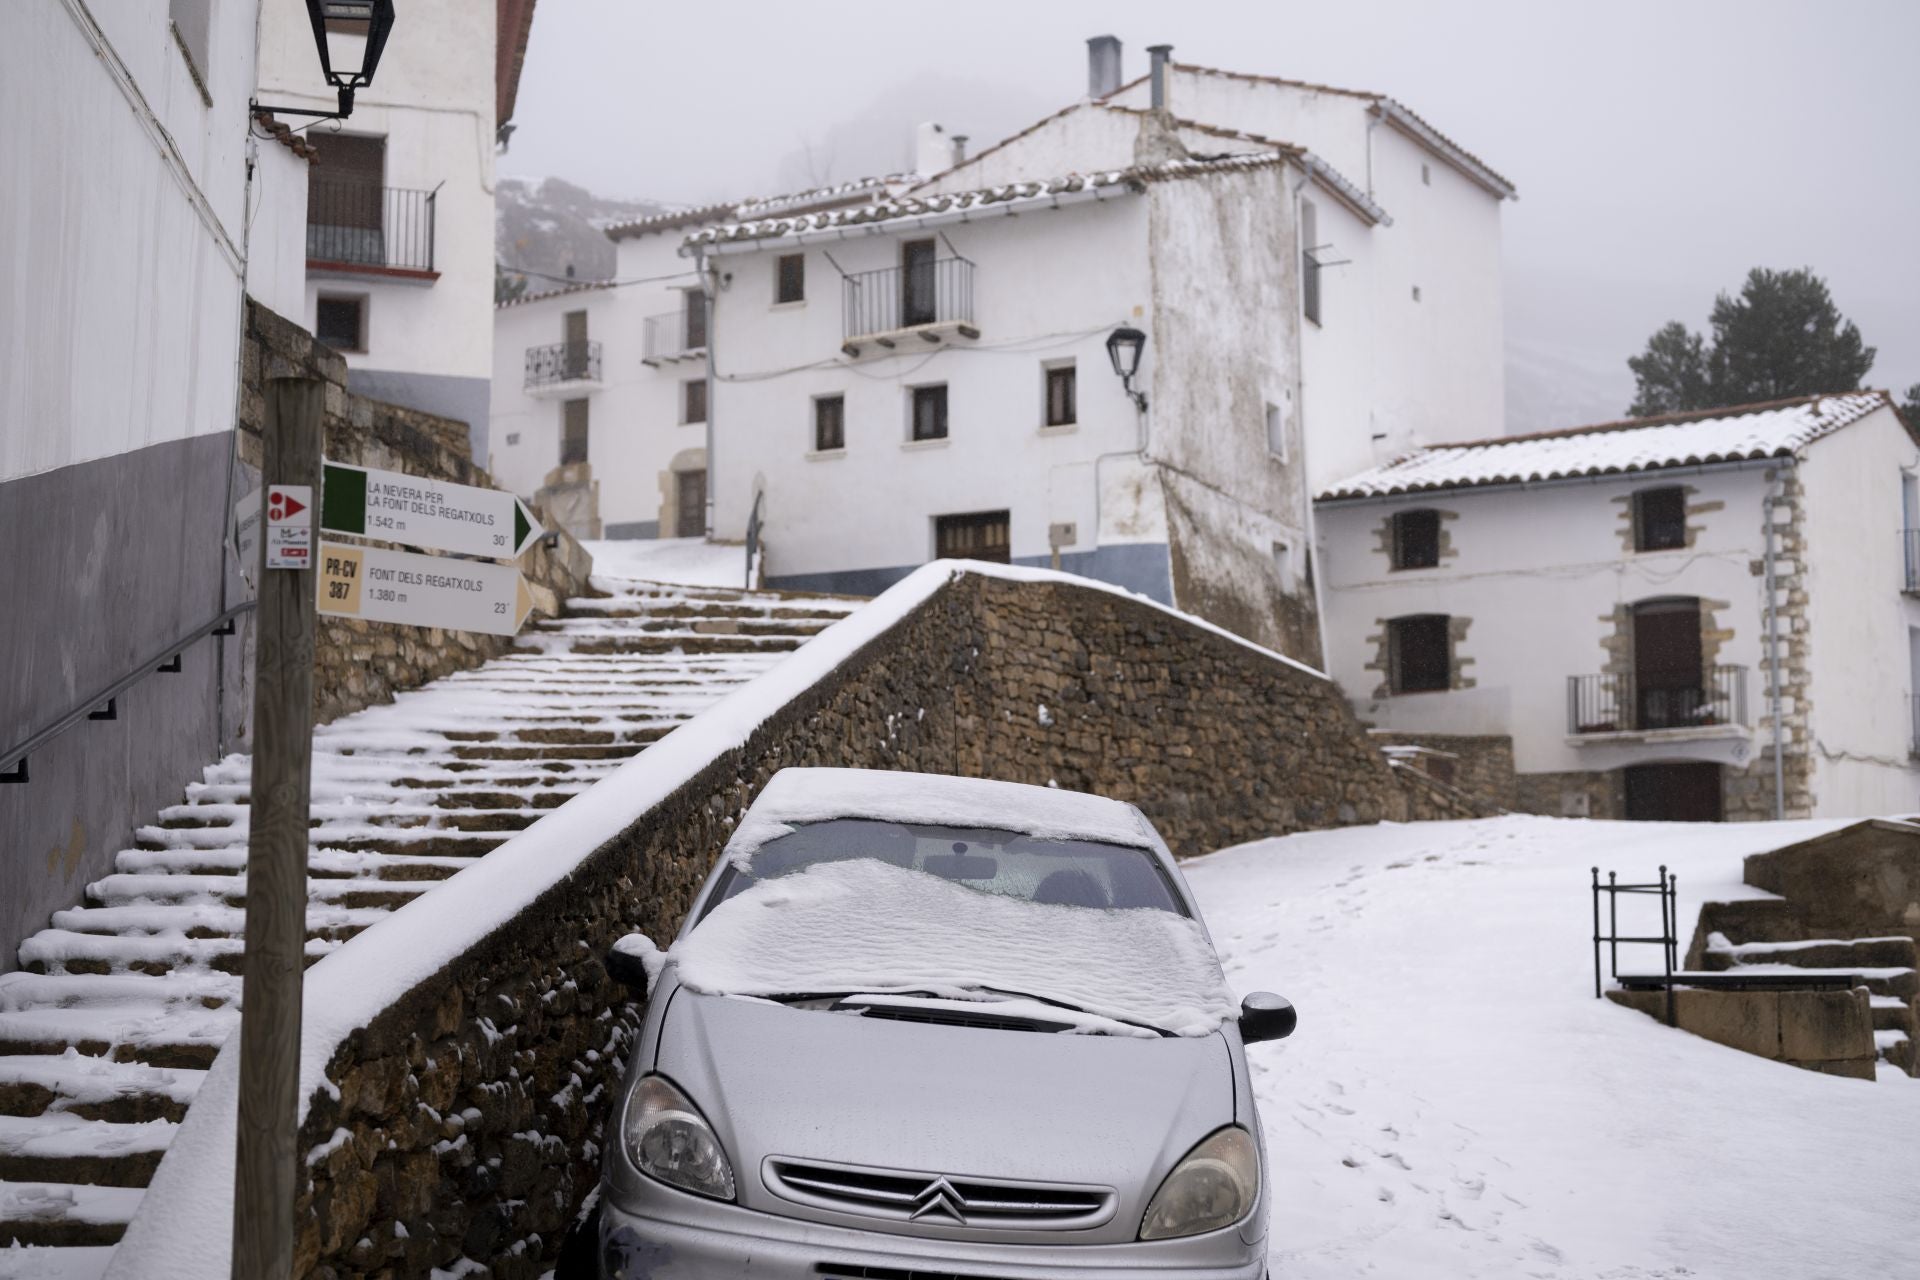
[
  {"x1": 0, "y1": 576, "x2": 862, "y2": 1269},
  {"x1": 1702, "y1": 931, "x2": 1920, "y2": 1075}
]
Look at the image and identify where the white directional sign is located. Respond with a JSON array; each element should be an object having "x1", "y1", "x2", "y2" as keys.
[
  {"x1": 321, "y1": 460, "x2": 542, "y2": 560},
  {"x1": 316, "y1": 542, "x2": 534, "y2": 636},
  {"x1": 233, "y1": 486, "x2": 262, "y2": 566},
  {"x1": 264, "y1": 485, "x2": 313, "y2": 570}
]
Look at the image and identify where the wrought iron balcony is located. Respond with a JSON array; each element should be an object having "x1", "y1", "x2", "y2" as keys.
[
  {"x1": 1903, "y1": 529, "x2": 1920, "y2": 594},
  {"x1": 642, "y1": 302, "x2": 708, "y2": 365},
  {"x1": 1567, "y1": 666, "x2": 1748, "y2": 736},
  {"x1": 524, "y1": 340, "x2": 602, "y2": 393},
  {"x1": 842, "y1": 258, "x2": 977, "y2": 352},
  {"x1": 306, "y1": 174, "x2": 437, "y2": 274}
]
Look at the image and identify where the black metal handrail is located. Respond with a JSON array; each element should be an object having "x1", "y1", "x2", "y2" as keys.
[
  {"x1": 843, "y1": 258, "x2": 974, "y2": 344},
  {"x1": 306, "y1": 174, "x2": 438, "y2": 272},
  {"x1": 643, "y1": 304, "x2": 707, "y2": 363},
  {"x1": 1567, "y1": 664, "x2": 1747, "y2": 734},
  {"x1": 525, "y1": 340, "x2": 602, "y2": 389},
  {"x1": 1592, "y1": 865, "x2": 1679, "y2": 1026},
  {"x1": 1, "y1": 602, "x2": 255, "y2": 784},
  {"x1": 745, "y1": 490, "x2": 764, "y2": 590}
]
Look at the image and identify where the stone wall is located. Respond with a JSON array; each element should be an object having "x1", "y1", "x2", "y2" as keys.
[
  {"x1": 278, "y1": 570, "x2": 1450, "y2": 1278},
  {"x1": 1369, "y1": 732, "x2": 1516, "y2": 812},
  {"x1": 239, "y1": 301, "x2": 594, "y2": 725},
  {"x1": 1606, "y1": 986, "x2": 1876, "y2": 1079}
]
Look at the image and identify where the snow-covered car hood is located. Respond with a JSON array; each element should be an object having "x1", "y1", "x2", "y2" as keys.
[{"x1": 650, "y1": 980, "x2": 1236, "y2": 1246}]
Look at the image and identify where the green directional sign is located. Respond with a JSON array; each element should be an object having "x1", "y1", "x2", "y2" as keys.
[{"x1": 320, "y1": 460, "x2": 542, "y2": 560}]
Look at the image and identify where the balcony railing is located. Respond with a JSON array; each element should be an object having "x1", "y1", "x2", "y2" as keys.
[
  {"x1": 525, "y1": 340, "x2": 602, "y2": 390},
  {"x1": 306, "y1": 174, "x2": 437, "y2": 273},
  {"x1": 1903, "y1": 529, "x2": 1920, "y2": 594},
  {"x1": 843, "y1": 258, "x2": 975, "y2": 348},
  {"x1": 1568, "y1": 666, "x2": 1748, "y2": 735},
  {"x1": 643, "y1": 303, "x2": 708, "y2": 364}
]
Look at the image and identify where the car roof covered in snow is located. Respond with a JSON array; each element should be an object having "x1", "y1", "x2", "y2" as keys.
[
  {"x1": 728, "y1": 767, "x2": 1162, "y2": 862},
  {"x1": 1318, "y1": 391, "x2": 1899, "y2": 501}
]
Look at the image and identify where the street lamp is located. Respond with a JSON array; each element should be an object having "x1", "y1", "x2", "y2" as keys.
[
  {"x1": 255, "y1": 0, "x2": 395, "y2": 123},
  {"x1": 1106, "y1": 325, "x2": 1148, "y2": 411}
]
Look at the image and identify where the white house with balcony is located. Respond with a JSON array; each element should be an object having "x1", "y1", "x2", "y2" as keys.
[
  {"x1": 487, "y1": 176, "x2": 914, "y2": 542},
  {"x1": 1314, "y1": 392, "x2": 1920, "y2": 822},
  {"x1": 257, "y1": 0, "x2": 538, "y2": 463}
]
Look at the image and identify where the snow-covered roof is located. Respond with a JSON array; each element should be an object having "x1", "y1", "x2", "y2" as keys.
[
  {"x1": 493, "y1": 278, "x2": 614, "y2": 310},
  {"x1": 730, "y1": 767, "x2": 1161, "y2": 861},
  {"x1": 1318, "y1": 393, "x2": 1897, "y2": 502},
  {"x1": 686, "y1": 152, "x2": 1294, "y2": 249},
  {"x1": 602, "y1": 175, "x2": 917, "y2": 242}
]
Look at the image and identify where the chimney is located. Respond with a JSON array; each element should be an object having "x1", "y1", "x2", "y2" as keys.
[
  {"x1": 1087, "y1": 35, "x2": 1122, "y2": 98},
  {"x1": 915, "y1": 121, "x2": 950, "y2": 177},
  {"x1": 952, "y1": 135, "x2": 969, "y2": 166},
  {"x1": 1148, "y1": 44, "x2": 1173, "y2": 111}
]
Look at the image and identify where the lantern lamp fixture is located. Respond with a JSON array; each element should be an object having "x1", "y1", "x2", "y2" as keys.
[
  {"x1": 1106, "y1": 325, "x2": 1148, "y2": 412},
  {"x1": 251, "y1": 0, "x2": 395, "y2": 124}
]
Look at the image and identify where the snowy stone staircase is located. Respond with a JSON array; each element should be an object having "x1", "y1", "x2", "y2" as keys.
[
  {"x1": 1700, "y1": 932, "x2": 1920, "y2": 1077},
  {"x1": 0, "y1": 576, "x2": 861, "y2": 1271}
]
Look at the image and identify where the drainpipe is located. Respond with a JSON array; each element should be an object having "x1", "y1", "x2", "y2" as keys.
[
  {"x1": 1763, "y1": 465, "x2": 1790, "y2": 819},
  {"x1": 697, "y1": 246, "x2": 717, "y2": 539}
]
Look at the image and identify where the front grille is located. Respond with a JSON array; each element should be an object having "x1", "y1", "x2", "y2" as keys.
[
  {"x1": 767, "y1": 1158, "x2": 1114, "y2": 1231},
  {"x1": 817, "y1": 1267, "x2": 1009, "y2": 1280}
]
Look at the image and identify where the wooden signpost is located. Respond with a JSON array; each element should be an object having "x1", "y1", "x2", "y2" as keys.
[{"x1": 233, "y1": 413, "x2": 543, "y2": 1279}]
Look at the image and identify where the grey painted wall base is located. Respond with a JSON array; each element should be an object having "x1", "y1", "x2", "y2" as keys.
[
  {"x1": 767, "y1": 542, "x2": 1174, "y2": 603},
  {"x1": 0, "y1": 432, "x2": 252, "y2": 972},
  {"x1": 344, "y1": 368, "x2": 492, "y2": 467},
  {"x1": 602, "y1": 520, "x2": 661, "y2": 540}
]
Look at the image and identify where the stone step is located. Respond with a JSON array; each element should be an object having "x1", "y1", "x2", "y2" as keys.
[
  {"x1": 110, "y1": 847, "x2": 470, "y2": 881},
  {"x1": 0, "y1": 1179, "x2": 145, "y2": 1248},
  {"x1": 1701, "y1": 936, "x2": 1917, "y2": 971},
  {"x1": 1711, "y1": 963, "x2": 1918, "y2": 1001},
  {"x1": 0, "y1": 1006, "x2": 233, "y2": 1071},
  {"x1": 0, "y1": 1114, "x2": 175, "y2": 1188},
  {"x1": 47, "y1": 903, "x2": 384, "y2": 944},
  {"x1": 0, "y1": 1055, "x2": 203, "y2": 1125},
  {"x1": 0, "y1": 972, "x2": 239, "y2": 1016},
  {"x1": 552, "y1": 635, "x2": 808, "y2": 657},
  {"x1": 1870, "y1": 995, "x2": 1917, "y2": 1033},
  {"x1": 18, "y1": 931, "x2": 336, "y2": 978},
  {"x1": 1875, "y1": 1029, "x2": 1916, "y2": 1076},
  {"x1": 88, "y1": 872, "x2": 438, "y2": 910}
]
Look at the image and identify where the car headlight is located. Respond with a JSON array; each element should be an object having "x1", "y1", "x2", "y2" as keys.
[
  {"x1": 622, "y1": 1074, "x2": 736, "y2": 1201},
  {"x1": 1138, "y1": 1126, "x2": 1259, "y2": 1240}
]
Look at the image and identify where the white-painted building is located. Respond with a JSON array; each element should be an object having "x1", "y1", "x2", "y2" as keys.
[
  {"x1": 0, "y1": 0, "x2": 312, "y2": 964},
  {"x1": 257, "y1": 0, "x2": 539, "y2": 462},
  {"x1": 488, "y1": 178, "x2": 909, "y2": 543},
  {"x1": 1315, "y1": 393, "x2": 1920, "y2": 821}
]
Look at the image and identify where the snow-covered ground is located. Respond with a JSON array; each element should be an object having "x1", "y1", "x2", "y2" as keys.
[
  {"x1": 582, "y1": 537, "x2": 750, "y2": 590},
  {"x1": 1188, "y1": 815, "x2": 1920, "y2": 1280}
]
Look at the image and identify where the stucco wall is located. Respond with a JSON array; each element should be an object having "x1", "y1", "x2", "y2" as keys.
[{"x1": 1798, "y1": 408, "x2": 1920, "y2": 814}]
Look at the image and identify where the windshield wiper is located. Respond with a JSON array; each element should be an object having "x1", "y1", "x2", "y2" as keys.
[{"x1": 969, "y1": 985, "x2": 1173, "y2": 1037}]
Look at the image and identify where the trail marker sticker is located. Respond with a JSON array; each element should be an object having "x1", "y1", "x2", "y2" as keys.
[
  {"x1": 320, "y1": 461, "x2": 542, "y2": 560},
  {"x1": 264, "y1": 485, "x2": 313, "y2": 570},
  {"x1": 316, "y1": 542, "x2": 534, "y2": 636}
]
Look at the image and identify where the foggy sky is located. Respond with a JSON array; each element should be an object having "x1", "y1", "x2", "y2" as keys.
[{"x1": 500, "y1": 0, "x2": 1919, "y2": 432}]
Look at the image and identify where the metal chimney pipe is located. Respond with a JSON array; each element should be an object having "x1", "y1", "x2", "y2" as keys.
[
  {"x1": 1087, "y1": 35, "x2": 1122, "y2": 98},
  {"x1": 1148, "y1": 44, "x2": 1173, "y2": 110}
]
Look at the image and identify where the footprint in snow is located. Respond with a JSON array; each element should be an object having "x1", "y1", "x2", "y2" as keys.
[
  {"x1": 1376, "y1": 1150, "x2": 1412, "y2": 1170},
  {"x1": 1376, "y1": 1186, "x2": 1395, "y2": 1203},
  {"x1": 1326, "y1": 1103, "x2": 1355, "y2": 1115},
  {"x1": 1454, "y1": 1175, "x2": 1486, "y2": 1200}
]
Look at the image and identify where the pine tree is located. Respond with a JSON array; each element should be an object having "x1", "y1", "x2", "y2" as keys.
[{"x1": 1626, "y1": 268, "x2": 1876, "y2": 416}]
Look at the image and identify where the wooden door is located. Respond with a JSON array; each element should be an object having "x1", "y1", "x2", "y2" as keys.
[
  {"x1": 935, "y1": 511, "x2": 1010, "y2": 564},
  {"x1": 1624, "y1": 763, "x2": 1723, "y2": 822},
  {"x1": 676, "y1": 470, "x2": 706, "y2": 539},
  {"x1": 1632, "y1": 598, "x2": 1702, "y2": 728}
]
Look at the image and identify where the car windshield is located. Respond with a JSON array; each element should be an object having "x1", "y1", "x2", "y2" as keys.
[{"x1": 703, "y1": 818, "x2": 1186, "y2": 919}]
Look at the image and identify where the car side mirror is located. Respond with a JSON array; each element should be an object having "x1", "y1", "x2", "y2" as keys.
[
  {"x1": 1239, "y1": 992, "x2": 1296, "y2": 1043},
  {"x1": 607, "y1": 932, "x2": 659, "y2": 1000}
]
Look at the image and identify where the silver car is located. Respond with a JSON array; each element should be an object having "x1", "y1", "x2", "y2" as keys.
[{"x1": 590, "y1": 768, "x2": 1295, "y2": 1279}]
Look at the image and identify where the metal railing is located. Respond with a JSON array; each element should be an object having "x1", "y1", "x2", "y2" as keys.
[
  {"x1": 2, "y1": 602, "x2": 254, "y2": 784},
  {"x1": 1567, "y1": 665, "x2": 1748, "y2": 735},
  {"x1": 745, "y1": 490, "x2": 765, "y2": 590},
  {"x1": 643, "y1": 302, "x2": 708, "y2": 363},
  {"x1": 843, "y1": 258, "x2": 974, "y2": 345},
  {"x1": 306, "y1": 174, "x2": 437, "y2": 272},
  {"x1": 1902, "y1": 529, "x2": 1920, "y2": 594},
  {"x1": 525, "y1": 340, "x2": 602, "y2": 389},
  {"x1": 1592, "y1": 866, "x2": 1679, "y2": 1026}
]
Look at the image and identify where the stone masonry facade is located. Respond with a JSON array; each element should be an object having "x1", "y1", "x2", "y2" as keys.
[
  {"x1": 240, "y1": 301, "x2": 594, "y2": 727},
  {"x1": 281, "y1": 571, "x2": 1467, "y2": 1278}
]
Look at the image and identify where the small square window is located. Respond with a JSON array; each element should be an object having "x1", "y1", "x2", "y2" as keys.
[
  {"x1": 1265, "y1": 399, "x2": 1289, "y2": 461},
  {"x1": 1044, "y1": 365, "x2": 1076, "y2": 427},
  {"x1": 776, "y1": 254, "x2": 805, "y2": 305},
  {"x1": 1421, "y1": 162, "x2": 1431, "y2": 186},
  {"x1": 1389, "y1": 615, "x2": 1451, "y2": 693},
  {"x1": 1272, "y1": 541, "x2": 1294, "y2": 592},
  {"x1": 560, "y1": 399, "x2": 589, "y2": 465},
  {"x1": 170, "y1": 0, "x2": 212, "y2": 90},
  {"x1": 935, "y1": 511, "x2": 1010, "y2": 563},
  {"x1": 505, "y1": 432, "x2": 521, "y2": 447},
  {"x1": 1633, "y1": 486, "x2": 1688, "y2": 551},
  {"x1": 1390, "y1": 509, "x2": 1441, "y2": 570},
  {"x1": 911, "y1": 385, "x2": 948, "y2": 441},
  {"x1": 1411, "y1": 285, "x2": 1422, "y2": 303},
  {"x1": 316, "y1": 295, "x2": 366, "y2": 352},
  {"x1": 683, "y1": 379, "x2": 708, "y2": 424},
  {"x1": 814, "y1": 395, "x2": 845, "y2": 452}
]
